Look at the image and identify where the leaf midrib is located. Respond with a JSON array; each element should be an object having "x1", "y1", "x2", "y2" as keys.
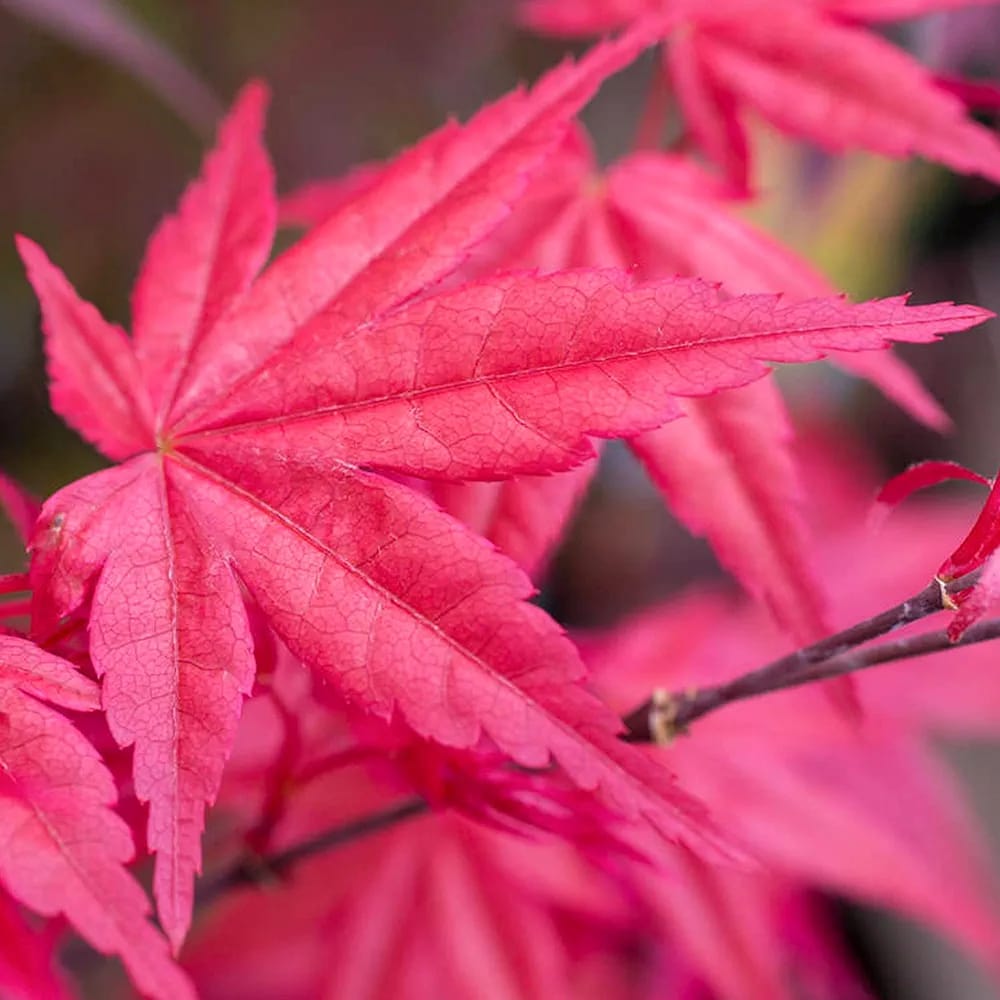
[
  {"x1": 169, "y1": 450, "x2": 694, "y2": 828},
  {"x1": 177, "y1": 302, "x2": 965, "y2": 441}
]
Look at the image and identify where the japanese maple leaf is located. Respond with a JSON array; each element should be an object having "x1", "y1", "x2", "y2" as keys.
[
  {"x1": 195, "y1": 647, "x2": 882, "y2": 1000},
  {"x1": 17, "y1": 38, "x2": 992, "y2": 950},
  {"x1": 281, "y1": 128, "x2": 947, "y2": 662},
  {"x1": 0, "y1": 635, "x2": 194, "y2": 1000},
  {"x1": 187, "y1": 796, "x2": 620, "y2": 1000},
  {"x1": 518, "y1": 0, "x2": 1000, "y2": 191},
  {"x1": 187, "y1": 810, "x2": 873, "y2": 1000},
  {"x1": 182, "y1": 459, "x2": 1000, "y2": 1000},
  {"x1": 195, "y1": 676, "x2": 616, "y2": 1000},
  {"x1": 314, "y1": 814, "x2": 594, "y2": 1000}
]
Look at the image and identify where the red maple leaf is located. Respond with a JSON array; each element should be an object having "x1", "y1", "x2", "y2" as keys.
[
  {"x1": 16, "y1": 34, "x2": 992, "y2": 952},
  {"x1": 0, "y1": 635, "x2": 194, "y2": 999},
  {"x1": 280, "y1": 128, "x2": 949, "y2": 669},
  {"x1": 189, "y1": 502, "x2": 1000, "y2": 1000},
  {"x1": 518, "y1": 0, "x2": 1000, "y2": 191},
  {"x1": 188, "y1": 809, "x2": 873, "y2": 999}
]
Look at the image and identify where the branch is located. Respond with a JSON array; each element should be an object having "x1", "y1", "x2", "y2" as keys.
[
  {"x1": 623, "y1": 592, "x2": 999, "y2": 742},
  {"x1": 196, "y1": 798, "x2": 428, "y2": 908}
]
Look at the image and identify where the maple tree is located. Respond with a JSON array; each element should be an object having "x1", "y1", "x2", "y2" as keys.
[{"x1": 3, "y1": 4, "x2": 1000, "y2": 998}]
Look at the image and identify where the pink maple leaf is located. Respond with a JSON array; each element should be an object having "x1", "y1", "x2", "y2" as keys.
[
  {"x1": 0, "y1": 635, "x2": 194, "y2": 1000},
  {"x1": 280, "y1": 129, "x2": 951, "y2": 670},
  {"x1": 187, "y1": 677, "x2": 862, "y2": 1000},
  {"x1": 16, "y1": 35, "x2": 992, "y2": 951},
  {"x1": 518, "y1": 0, "x2": 1000, "y2": 191}
]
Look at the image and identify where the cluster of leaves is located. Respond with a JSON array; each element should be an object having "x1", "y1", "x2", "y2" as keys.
[{"x1": 3, "y1": 4, "x2": 1000, "y2": 998}]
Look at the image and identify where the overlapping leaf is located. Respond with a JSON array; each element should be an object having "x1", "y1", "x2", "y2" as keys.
[
  {"x1": 519, "y1": 0, "x2": 1000, "y2": 190},
  {"x1": 19, "y1": 29, "x2": 719, "y2": 948},
  {"x1": 283, "y1": 130, "x2": 946, "y2": 660},
  {"x1": 188, "y1": 485, "x2": 1000, "y2": 999},
  {"x1": 188, "y1": 665, "x2": 868, "y2": 1000},
  {"x1": 0, "y1": 636, "x2": 194, "y2": 1000},
  {"x1": 17, "y1": 32, "x2": 993, "y2": 955}
]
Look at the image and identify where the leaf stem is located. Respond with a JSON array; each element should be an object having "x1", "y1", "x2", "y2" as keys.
[{"x1": 197, "y1": 798, "x2": 428, "y2": 908}]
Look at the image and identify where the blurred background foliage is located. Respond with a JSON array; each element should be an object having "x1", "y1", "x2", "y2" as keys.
[{"x1": 2, "y1": 2, "x2": 1000, "y2": 996}]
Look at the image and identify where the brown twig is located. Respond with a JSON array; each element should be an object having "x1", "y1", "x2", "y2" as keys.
[{"x1": 622, "y1": 574, "x2": 990, "y2": 742}]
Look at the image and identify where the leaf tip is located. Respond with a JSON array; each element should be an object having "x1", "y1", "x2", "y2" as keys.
[
  {"x1": 229, "y1": 78, "x2": 271, "y2": 120},
  {"x1": 13, "y1": 233, "x2": 44, "y2": 270}
]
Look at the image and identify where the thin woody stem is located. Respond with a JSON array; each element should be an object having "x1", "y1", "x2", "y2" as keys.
[
  {"x1": 622, "y1": 572, "x2": 986, "y2": 742},
  {"x1": 197, "y1": 798, "x2": 429, "y2": 908},
  {"x1": 776, "y1": 617, "x2": 1000, "y2": 688},
  {"x1": 623, "y1": 617, "x2": 1000, "y2": 741}
]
